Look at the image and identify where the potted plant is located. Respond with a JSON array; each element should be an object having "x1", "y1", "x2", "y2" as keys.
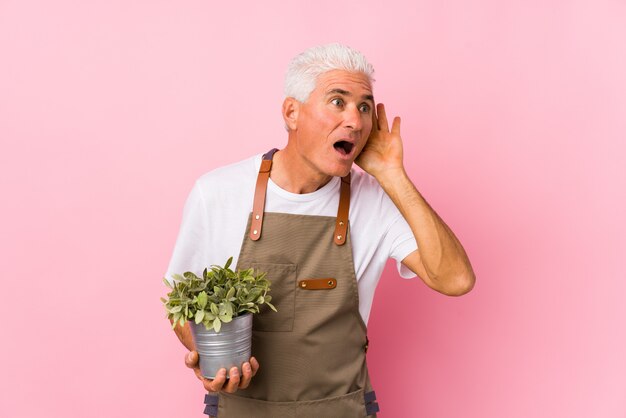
[{"x1": 162, "y1": 257, "x2": 276, "y2": 379}]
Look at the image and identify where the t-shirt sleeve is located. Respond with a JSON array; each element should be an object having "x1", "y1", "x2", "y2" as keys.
[
  {"x1": 164, "y1": 181, "x2": 209, "y2": 285},
  {"x1": 386, "y1": 213, "x2": 419, "y2": 279}
]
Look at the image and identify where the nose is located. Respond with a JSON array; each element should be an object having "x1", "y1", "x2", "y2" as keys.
[{"x1": 343, "y1": 105, "x2": 363, "y2": 131}]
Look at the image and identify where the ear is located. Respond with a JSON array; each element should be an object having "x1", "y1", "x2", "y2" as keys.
[{"x1": 282, "y1": 97, "x2": 300, "y2": 131}]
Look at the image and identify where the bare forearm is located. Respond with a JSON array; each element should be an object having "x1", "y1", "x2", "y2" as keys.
[
  {"x1": 377, "y1": 168, "x2": 475, "y2": 291},
  {"x1": 170, "y1": 320, "x2": 196, "y2": 352}
]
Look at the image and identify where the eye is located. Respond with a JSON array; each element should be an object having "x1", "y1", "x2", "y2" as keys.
[
  {"x1": 331, "y1": 98, "x2": 344, "y2": 107},
  {"x1": 359, "y1": 103, "x2": 371, "y2": 113}
]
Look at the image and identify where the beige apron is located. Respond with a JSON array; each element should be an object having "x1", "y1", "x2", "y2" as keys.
[{"x1": 204, "y1": 149, "x2": 379, "y2": 417}]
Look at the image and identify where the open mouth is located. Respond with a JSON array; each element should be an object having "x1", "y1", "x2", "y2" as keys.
[{"x1": 333, "y1": 140, "x2": 354, "y2": 156}]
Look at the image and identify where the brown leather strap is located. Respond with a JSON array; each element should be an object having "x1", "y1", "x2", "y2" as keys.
[
  {"x1": 250, "y1": 150, "x2": 351, "y2": 244},
  {"x1": 249, "y1": 158, "x2": 272, "y2": 241},
  {"x1": 334, "y1": 173, "x2": 351, "y2": 246},
  {"x1": 298, "y1": 278, "x2": 337, "y2": 290}
]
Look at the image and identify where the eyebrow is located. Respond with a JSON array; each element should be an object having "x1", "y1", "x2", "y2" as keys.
[{"x1": 327, "y1": 88, "x2": 374, "y2": 102}]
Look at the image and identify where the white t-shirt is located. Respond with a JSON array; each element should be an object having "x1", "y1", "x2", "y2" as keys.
[{"x1": 166, "y1": 153, "x2": 418, "y2": 324}]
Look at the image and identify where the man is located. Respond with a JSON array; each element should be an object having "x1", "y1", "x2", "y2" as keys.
[{"x1": 166, "y1": 43, "x2": 475, "y2": 417}]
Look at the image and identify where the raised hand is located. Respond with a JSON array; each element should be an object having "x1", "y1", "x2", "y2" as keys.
[{"x1": 355, "y1": 103, "x2": 405, "y2": 180}]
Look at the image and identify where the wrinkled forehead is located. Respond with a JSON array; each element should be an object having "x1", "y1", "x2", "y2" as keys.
[{"x1": 314, "y1": 69, "x2": 373, "y2": 96}]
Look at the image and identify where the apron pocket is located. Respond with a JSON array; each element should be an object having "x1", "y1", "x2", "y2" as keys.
[
  {"x1": 218, "y1": 388, "x2": 370, "y2": 418},
  {"x1": 251, "y1": 262, "x2": 296, "y2": 332}
]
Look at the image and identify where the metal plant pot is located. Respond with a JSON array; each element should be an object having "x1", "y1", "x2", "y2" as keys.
[{"x1": 189, "y1": 313, "x2": 253, "y2": 379}]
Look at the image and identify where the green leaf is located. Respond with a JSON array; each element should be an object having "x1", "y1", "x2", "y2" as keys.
[
  {"x1": 163, "y1": 277, "x2": 173, "y2": 289},
  {"x1": 197, "y1": 291, "x2": 208, "y2": 309},
  {"x1": 202, "y1": 318, "x2": 212, "y2": 330},
  {"x1": 213, "y1": 286, "x2": 224, "y2": 298},
  {"x1": 226, "y1": 287, "x2": 235, "y2": 300},
  {"x1": 170, "y1": 305, "x2": 183, "y2": 313},
  {"x1": 210, "y1": 303, "x2": 219, "y2": 315},
  {"x1": 265, "y1": 301, "x2": 278, "y2": 312},
  {"x1": 247, "y1": 288, "x2": 262, "y2": 301},
  {"x1": 195, "y1": 309, "x2": 205, "y2": 324},
  {"x1": 224, "y1": 257, "x2": 233, "y2": 270},
  {"x1": 213, "y1": 318, "x2": 221, "y2": 333}
]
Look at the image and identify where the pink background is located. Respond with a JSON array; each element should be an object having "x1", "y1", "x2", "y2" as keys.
[{"x1": 1, "y1": 1, "x2": 624, "y2": 417}]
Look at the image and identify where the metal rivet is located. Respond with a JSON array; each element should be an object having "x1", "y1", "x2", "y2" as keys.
[
  {"x1": 339, "y1": 221, "x2": 344, "y2": 226},
  {"x1": 301, "y1": 282, "x2": 307, "y2": 288},
  {"x1": 328, "y1": 280, "x2": 333, "y2": 286},
  {"x1": 337, "y1": 235, "x2": 342, "y2": 240},
  {"x1": 255, "y1": 214, "x2": 260, "y2": 220},
  {"x1": 253, "y1": 230, "x2": 258, "y2": 235}
]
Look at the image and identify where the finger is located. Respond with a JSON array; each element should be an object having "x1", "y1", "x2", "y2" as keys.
[
  {"x1": 185, "y1": 351, "x2": 208, "y2": 383},
  {"x1": 207, "y1": 368, "x2": 227, "y2": 392},
  {"x1": 391, "y1": 116, "x2": 401, "y2": 134},
  {"x1": 249, "y1": 357, "x2": 260, "y2": 377},
  {"x1": 223, "y1": 367, "x2": 241, "y2": 393},
  {"x1": 371, "y1": 102, "x2": 379, "y2": 130},
  {"x1": 202, "y1": 377, "x2": 215, "y2": 392},
  {"x1": 376, "y1": 103, "x2": 389, "y2": 132},
  {"x1": 196, "y1": 369, "x2": 214, "y2": 391},
  {"x1": 185, "y1": 351, "x2": 199, "y2": 369},
  {"x1": 239, "y1": 362, "x2": 253, "y2": 389},
  {"x1": 192, "y1": 366, "x2": 205, "y2": 381}
]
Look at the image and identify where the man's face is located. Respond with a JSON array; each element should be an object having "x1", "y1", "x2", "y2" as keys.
[{"x1": 291, "y1": 69, "x2": 374, "y2": 178}]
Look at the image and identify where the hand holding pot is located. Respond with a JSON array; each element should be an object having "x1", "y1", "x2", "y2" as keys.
[{"x1": 185, "y1": 350, "x2": 260, "y2": 393}]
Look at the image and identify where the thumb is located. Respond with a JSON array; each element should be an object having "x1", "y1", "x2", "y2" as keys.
[{"x1": 185, "y1": 350, "x2": 199, "y2": 368}]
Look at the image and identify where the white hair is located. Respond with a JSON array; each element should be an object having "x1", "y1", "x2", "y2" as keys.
[{"x1": 284, "y1": 43, "x2": 375, "y2": 102}]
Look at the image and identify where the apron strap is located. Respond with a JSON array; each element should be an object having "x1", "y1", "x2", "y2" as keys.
[
  {"x1": 250, "y1": 148, "x2": 351, "y2": 246},
  {"x1": 249, "y1": 149, "x2": 277, "y2": 241},
  {"x1": 333, "y1": 173, "x2": 350, "y2": 246}
]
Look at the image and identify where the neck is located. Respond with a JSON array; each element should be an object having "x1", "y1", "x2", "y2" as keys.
[{"x1": 270, "y1": 146, "x2": 333, "y2": 194}]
